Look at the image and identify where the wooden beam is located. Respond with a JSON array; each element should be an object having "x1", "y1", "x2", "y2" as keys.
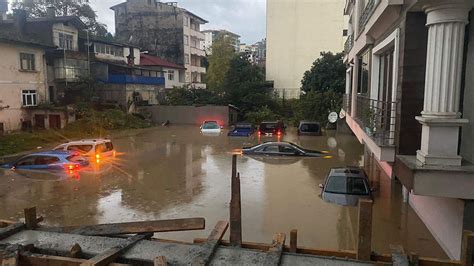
[
  {"x1": 20, "y1": 253, "x2": 85, "y2": 266},
  {"x1": 290, "y1": 229, "x2": 297, "y2": 253},
  {"x1": 82, "y1": 233, "x2": 153, "y2": 266},
  {"x1": 40, "y1": 218, "x2": 205, "y2": 236},
  {"x1": 461, "y1": 230, "x2": 474, "y2": 266},
  {"x1": 263, "y1": 233, "x2": 286, "y2": 266},
  {"x1": 0, "y1": 223, "x2": 25, "y2": 241},
  {"x1": 70, "y1": 243, "x2": 83, "y2": 258},
  {"x1": 230, "y1": 157, "x2": 242, "y2": 247},
  {"x1": 192, "y1": 221, "x2": 229, "y2": 265},
  {"x1": 24, "y1": 207, "x2": 37, "y2": 230},
  {"x1": 356, "y1": 199, "x2": 373, "y2": 261},
  {"x1": 154, "y1": 256, "x2": 167, "y2": 266},
  {"x1": 409, "y1": 252, "x2": 419, "y2": 266},
  {"x1": 390, "y1": 245, "x2": 408, "y2": 266}
]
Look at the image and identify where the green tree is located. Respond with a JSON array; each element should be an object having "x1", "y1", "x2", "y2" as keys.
[
  {"x1": 13, "y1": 0, "x2": 109, "y2": 36},
  {"x1": 294, "y1": 90, "x2": 342, "y2": 124},
  {"x1": 301, "y1": 52, "x2": 346, "y2": 93},
  {"x1": 206, "y1": 36, "x2": 237, "y2": 91}
]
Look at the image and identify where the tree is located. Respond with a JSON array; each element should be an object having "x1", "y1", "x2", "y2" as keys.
[
  {"x1": 12, "y1": 0, "x2": 109, "y2": 36},
  {"x1": 206, "y1": 36, "x2": 237, "y2": 92},
  {"x1": 294, "y1": 90, "x2": 342, "y2": 124},
  {"x1": 301, "y1": 52, "x2": 346, "y2": 93}
]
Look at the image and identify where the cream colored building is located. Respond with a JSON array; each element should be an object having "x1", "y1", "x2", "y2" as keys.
[{"x1": 266, "y1": 0, "x2": 346, "y2": 99}]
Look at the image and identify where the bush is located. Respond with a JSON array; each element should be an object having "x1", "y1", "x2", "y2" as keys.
[{"x1": 245, "y1": 106, "x2": 279, "y2": 125}]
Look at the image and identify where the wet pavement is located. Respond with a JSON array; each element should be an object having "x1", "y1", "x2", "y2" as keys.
[{"x1": 0, "y1": 126, "x2": 447, "y2": 258}]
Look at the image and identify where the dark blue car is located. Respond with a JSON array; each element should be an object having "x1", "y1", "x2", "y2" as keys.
[
  {"x1": 1, "y1": 150, "x2": 89, "y2": 171},
  {"x1": 228, "y1": 123, "x2": 255, "y2": 137}
]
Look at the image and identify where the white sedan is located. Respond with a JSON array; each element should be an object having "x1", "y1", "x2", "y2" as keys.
[{"x1": 200, "y1": 121, "x2": 223, "y2": 134}]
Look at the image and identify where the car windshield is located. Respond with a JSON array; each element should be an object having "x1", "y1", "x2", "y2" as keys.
[
  {"x1": 300, "y1": 123, "x2": 320, "y2": 132},
  {"x1": 203, "y1": 122, "x2": 219, "y2": 129},
  {"x1": 260, "y1": 123, "x2": 277, "y2": 130},
  {"x1": 325, "y1": 176, "x2": 369, "y2": 195},
  {"x1": 96, "y1": 142, "x2": 114, "y2": 153}
]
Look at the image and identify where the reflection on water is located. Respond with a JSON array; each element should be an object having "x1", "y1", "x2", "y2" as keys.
[{"x1": 0, "y1": 126, "x2": 446, "y2": 258}]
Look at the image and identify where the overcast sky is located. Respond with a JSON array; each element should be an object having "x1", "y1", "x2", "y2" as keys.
[{"x1": 90, "y1": 0, "x2": 266, "y2": 44}]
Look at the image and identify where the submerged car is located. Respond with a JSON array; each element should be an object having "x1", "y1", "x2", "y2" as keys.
[
  {"x1": 1, "y1": 150, "x2": 89, "y2": 171},
  {"x1": 54, "y1": 139, "x2": 115, "y2": 161},
  {"x1": 258, "y1": 121, "x2": 285, "y2": 136},
  {"x1": 200, "y1": 120, "x2": 223, "y2": 134},
  {"x1": 320, "y1": 167, "x2": 373, "y2": 206},
  {"x1": 228, "y1": 123, "x2": 255, "y2": 137},
  {"x1": 298, "y1": 121, "x2": 322, "y2": 136},
  {"x1": 242, "y1": 141, "x2": 330, "y2": 157}
]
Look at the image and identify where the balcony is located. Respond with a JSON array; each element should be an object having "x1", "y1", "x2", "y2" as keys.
[
  {"x1": 354, "y1": 95, "x2": 396, "y2": 146},
  {"x1": 190, "y1": 65, "x2": 206, "y2": 74},
  {"x1": 344, "y1": 34, "x2": 354, "y2": 54},
  {"x1": 106, "y1": 74, "x2": 165, "y2": 85},
  {"x1": 190, "y1": 47, "x2": 205, "y2": 57},
  {"x1": 358, "y1": 0, "x2": 381, "y2": 34}
]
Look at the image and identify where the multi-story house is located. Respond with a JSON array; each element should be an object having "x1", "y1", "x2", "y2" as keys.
[
  {"x1": 266, "y1": 0, "x2": 346, "y2": 99},
  {"x1": 140, "y1": 54, "x2": 186, "y2": 89},
  {"x1": 111, "y1": 0, "x2": 207, "y2": 89},
  {"x1": 342, "y1": 0, "x2": 474, "y2": 259},
  {"x1": 202, "y1": 29, "x2": 240, "y2": 54}
]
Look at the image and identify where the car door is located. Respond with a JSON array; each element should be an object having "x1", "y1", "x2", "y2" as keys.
[
  {"x1": 279, "y1": 144, "x2": 300, "y2": 156},
  {"x1": 259, "y1": 145, "x2": 280, "y2": 156},
  {"x1": 14, "y1": 156, "x2": 38, "y2": 170}
]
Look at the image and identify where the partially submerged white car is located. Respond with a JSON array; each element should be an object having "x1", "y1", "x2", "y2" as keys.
[
  {"x1": 200, "y1": 121, "x2": 223, "y2": 135},
  {"x1": 54, "y1": 139, "x2": 115, "y2": 162}
]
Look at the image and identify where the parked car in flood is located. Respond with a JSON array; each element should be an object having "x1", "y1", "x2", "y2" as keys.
[
  {"x1": 54, "y1": 139, "x2": 115, "y2": 162},
  {"x1": 258, "y1": 121, "x2": 285, "y2": 136},
  {"x1": 1, "y1": 150, "x2": 89, "y2": 171},
  {"x1": 319, "y1": 167, "x2": 373, "y2": 206},
  {"x1": 200, "y1": 120, "x2": 223, "y2": 134},
  {"x1": 228, "y1": 123, "x2": 255, "y2": 137},
  {"x1": 298, "y1": 121, "x2": 322, "y2": 136},
  {"x1": 242, "y1": 141, "x2": 330, "y2": 157}
]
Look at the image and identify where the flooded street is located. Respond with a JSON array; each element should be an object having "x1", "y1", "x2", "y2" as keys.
[{"x1": 0, "y1": 126, "x2": 446, "y2": 258}]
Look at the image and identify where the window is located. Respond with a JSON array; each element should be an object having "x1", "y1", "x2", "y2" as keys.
[
  {"x1": 184, "y1": 54, "x2": 190, "y2": 64},
  {"x1": 358, "y1": 50, "x2": 371, "y2": 94},
  {"x1": 58, "y1": 32, "x2": 74, "y2": 50},
  {"x1": 184, "y1": 16, "x2": 189, "y2": 27},
  {"x1": 19, "y1": 53, "x2": 35, "y2": 71},
  {"x1": 184, "y1": 35, "x2": 189, "y2": 45},
  {"x1": 343, "y1": 29, "x2": 348, "y2": 36},
  {"x1": 279, "y1": 145, "x2": 297, "y2": 154},
  {"x1": 168, "y1": 70, "x2": 175, "y2": 81},
  {"x1": 22, "y1": 90, "x2": 37, "y2": 107},
  {"x1": 35, "y1": 156, "x2": 60, "y2": 165},
  {"x1": 262, "y1": 145, "x2": 279, "y2": 153},
  {"x1": 325, "y1": 176, "x2": 369, "y2": 195},
  {"x1": 147, "y1": 0, "x2": 152, "y2": 5},
  {"x1": 15, "y1": 156, "x2": 37, "y2": 166}
]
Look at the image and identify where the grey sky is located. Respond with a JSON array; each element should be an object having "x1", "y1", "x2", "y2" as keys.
[{"x1": 90, "y1": 0, "x2": 266, "y2": 44}]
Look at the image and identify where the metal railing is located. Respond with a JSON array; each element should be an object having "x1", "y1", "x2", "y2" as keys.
[
  {"x1": 358, "y1": 0, "x2": 380, "y2": 34},
  {"x1": 342, "y1": 93, "x2": 352, "y2": 115},
  {"x1": 344, "y1": 34, "x2": 354, "y2": 54},
  {"x1": 354, "y1": 95, "x2": 397, "y2": 146}
]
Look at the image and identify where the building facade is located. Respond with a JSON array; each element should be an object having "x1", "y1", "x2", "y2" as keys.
[
  {"x1": 202, "y1": 29, "x2": 240, "y2": 54},
  {"x1": 342, "y1": 0, "x2": 474, "y2": 259},
  {"x1": 140, "y1": 54, "x2": 186, "y2": 89},
  {"x1": 111, "y1": 0, "x2": 207, "y2": 89},
  {"x1": 266, "y1": 0, "x2": 346, "y2": 99}
]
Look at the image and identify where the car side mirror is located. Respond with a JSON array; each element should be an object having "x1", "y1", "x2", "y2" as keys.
[{"x1": 318, "y1": 184, "x2": 324, "y2": 189}]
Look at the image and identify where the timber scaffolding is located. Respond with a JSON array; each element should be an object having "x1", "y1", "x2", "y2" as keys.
[{"x1": 0, "y1": 155, "x2": 473, "y2": 265}]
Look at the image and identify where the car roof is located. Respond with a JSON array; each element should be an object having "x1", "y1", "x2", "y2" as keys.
[
  {"x1": 28, "y1": 150, "x2": 73, "y2": 157},
  {"x1": 329, "y1": 167, "x2": 366, "y2": 178},
  {"x1": 299, "y1": 121, "x2": 320, "y2": 124}
]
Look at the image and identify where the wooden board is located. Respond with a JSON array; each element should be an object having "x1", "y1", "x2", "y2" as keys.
[
  {"x1": 263, "y1": 233, "x2": 286, "y2": 266},
  {"x1": 40, "y1": 218, "x2": 205, "y2": 236},
  {"x1": 0, "y1": 224, "x2": 25, "y2": 241},
  {"x1": 192, "y1": 221, "x2": 229, "y2": 265}
]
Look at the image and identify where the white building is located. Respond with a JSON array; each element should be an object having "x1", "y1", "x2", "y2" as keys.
[{"x1": 202, "y1": 29, "x2": 240, "y2": 54}]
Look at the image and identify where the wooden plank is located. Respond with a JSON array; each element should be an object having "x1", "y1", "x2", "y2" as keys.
[
  {"x1": 390, "y1": 245, "x2": 408, "y2": 266},
  {"x1": 263, "y1": 233, "x2": 286, "y2": 266},
  {"x1": 229, "y1": 160, "x2": 242, "y2": 247},
  {"x1": 40, "y1": 218, "x2": 205, "y2": 236},
  {"x1": 409, "y1": 252, "x2": 419, "y2": 266},
  {"x1": 461, "y1": 230, "x2": 474, "y2": 266},
  {"x1": 24, "y1": 207, "x2": 37, "y2": 230},
  {"x1": 371, "y1": 253, "x2": 461, "y2": 266},
  {"x1": 82, "y1": 233, "x2": 153, "y2": 266},
  {"x1": 192, "y1": 221, "x2": 229, "y2": 265},
  {"x1": 20, "y1": 253, "x2": 84, "y2": 266},
  {"x1": 154, "y1": 256, "x2": 167, "y2": 266},
  {"x1": 289, "y1": 229, "x2": 297, "y2": 253},
  {"x1": 0, "y1": 223, "x2": 25, "y2": 241},
  {"x1": 356, "y1": 199, "x2": 373, "y2": 261}
]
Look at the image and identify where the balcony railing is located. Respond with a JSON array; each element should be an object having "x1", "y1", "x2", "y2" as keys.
[
  {"x1": 358, "y1": 0, "x2": 380, "y2": 34},
  {"x1": 106, "y1": 74, "x2": 165, "y2": 85},
  {"x1": 354, "y1": 95, "x2": 397, "y2": 146},
  {"x1": 343, "y1": 93, "x2": 352, "y2": 115},
  {"x1": 344, "y1": 34, "x2": 354, "y2": 54}
]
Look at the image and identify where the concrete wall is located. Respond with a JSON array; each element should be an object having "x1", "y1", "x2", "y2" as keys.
[
  {"x1": 409, "y1": 194, "x2": 464, "y2": 259},
  {"x1": 144, "y1": 105, "x2": 238, "y2": 126},
  {"x1": 461, "y1": 12, "x2": 474, "y2": 164},
  {"x1": 266, "y1": 0, "x2": 345, "y2": 99},
  {"x1": 98, "y1": 83, "x2": 160, "y2": 111},
  {"x1": 0, "y1": 42, "x2": 48, "y2": 132}
]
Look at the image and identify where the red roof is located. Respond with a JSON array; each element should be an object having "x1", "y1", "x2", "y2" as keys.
[{"x1": 140, "y1": 54, "x2": 185, "y2": 69}]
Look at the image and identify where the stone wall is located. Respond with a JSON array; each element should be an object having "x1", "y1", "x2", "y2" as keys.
[{"x1": 144, "y1": 105, "x2": 238, "y2": 126}]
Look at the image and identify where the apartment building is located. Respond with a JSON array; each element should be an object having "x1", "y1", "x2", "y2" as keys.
[
  {"x1": 140, "y1": 54, "x2": 186, "y2": 89},
  {"x1": 266, "y1": 0, "x2": 346, "y2": 99},
  {"x1": 202, "y1": 29, "x2": 240, "y2": 54},
  {"x1": 342, "y1": 0, "x2": 474, "y2": 259},
  {"x1": 111, "y1": 0, "x2": 207, "y2": 89}
]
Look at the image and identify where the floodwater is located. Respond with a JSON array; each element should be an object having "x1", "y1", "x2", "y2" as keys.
[{"x1": 0, "y1": 126, "x2": 447, "y2": 258}]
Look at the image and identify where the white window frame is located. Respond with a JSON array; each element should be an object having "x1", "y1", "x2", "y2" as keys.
[
  {"x1": 58, "y1": 32, "x2": 74, "y2": 50},
  {"x1": 19, "y1": 52, "x2": 36, "y2": 71},
  {"x1": 22, "y1": 90, "x2": 38, "y2": 107},
  {"x1": 168, "y1": 70, "x2": 175, "y2": 81}
]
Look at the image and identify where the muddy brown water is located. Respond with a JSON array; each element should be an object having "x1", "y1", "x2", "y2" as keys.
[{"x1": 0, "y1": 126, "x2": 447, "y2": 258}]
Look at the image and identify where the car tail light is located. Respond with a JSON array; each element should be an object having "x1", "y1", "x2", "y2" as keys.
[
  {"x1": 258, "y1": 131, "x2": 261, "y2": 136},
  {"x1": 65, "y1": 164, "x2": 80, "y2": 171},
  {"x1": 277, "y1": 130, "x2": 282, "y2": 136},
  {"x1": 95, "y1": 154, "x2": 100, "y2": 159}
]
